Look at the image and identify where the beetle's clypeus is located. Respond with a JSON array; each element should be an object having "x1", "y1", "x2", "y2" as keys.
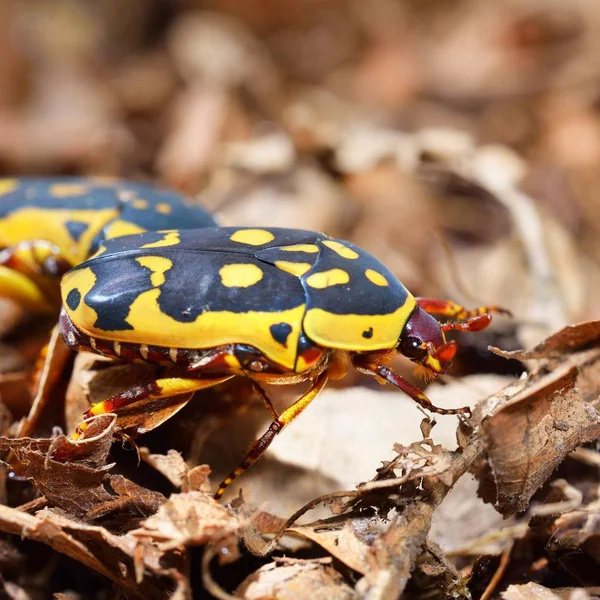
[
  {"x1": 59, "y1": 226, "x2": 509, "y2": 499},
  {"x1": 0, "y1": 177, "x2": 217, "y2": 313}
]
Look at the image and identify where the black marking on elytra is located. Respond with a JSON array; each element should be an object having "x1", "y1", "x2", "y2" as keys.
[
  {"x1": 65, "y1": 220, "x2": 88, "y2": 242},
  {"x1": 300, "y1": 239, "x2": 409, "y2": 317},
  {"x1": 82, "y1": 255, "x2": 150, "y2": 331},
  {"x1": 90, "y1": 227, "x2": 320, "y2": 258},
  {"x1": 66, "y1": 288, "x2": 81, "y2": 310},
  {"x1": 362, "y1": 327, "x2": 373, "y2": 339},
  {"x1": 156, "y1": 253, "x2": 305, "y2": 321},
  {"x1": 76, "y1": 229, "x2": 320, "y2": 328},
  {"x1": 117, "y1": 187, "x2": 216, "y2": 232},
  {"x1": 73, "y1": 228, "x2": 409, "y2": 342},
  {"x1": 269, "y1": 323, "x2": 293, "y2": 347}
]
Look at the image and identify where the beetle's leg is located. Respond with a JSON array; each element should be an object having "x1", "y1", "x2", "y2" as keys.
[
  {"x1": 71, "y1": 374, "x2": 234, "y2": 440},
  {"x1": 0, "y1": 241, "x2": 72, "y2": 311},
  {"x1": 416, "y1": 297, "x2": 511, "y2": 328},
  {"x1": 352, "y1": 355, "x2": 471, "y2": 417},
  {"x1": 215, "y1": 371, "x2": 329, "y2": 500},
  {"x1": 0, "y1": 265, "x2": 51, "y2": 312},
  {"x1": 251, "y1": 381, "x2": 280, "y2": 419}
]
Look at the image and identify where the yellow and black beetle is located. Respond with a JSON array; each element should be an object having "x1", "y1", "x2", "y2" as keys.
[
  {"x1": 0, "y1": 177, "x2": 216, "y2": 314},
  {"x1": 59, "y1": 226, "x2": 508, "y2": 499}
]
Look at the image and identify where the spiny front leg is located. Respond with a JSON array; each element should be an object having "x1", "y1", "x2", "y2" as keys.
[{"x1": 352, "y1": 354, "x2": 471, "y2": 417}]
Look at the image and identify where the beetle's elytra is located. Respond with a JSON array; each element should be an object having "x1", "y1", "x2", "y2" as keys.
[
  {"x1": 0, "y1": 177, "x2": 216, "y2": 312},
  {"x1": 59, "y1": 226, "x2": 509, "y2": 499}
]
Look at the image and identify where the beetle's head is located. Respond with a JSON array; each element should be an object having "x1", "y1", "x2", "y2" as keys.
[{"x1": 397, "y1": 306, "x2": 457, "y2": 380}]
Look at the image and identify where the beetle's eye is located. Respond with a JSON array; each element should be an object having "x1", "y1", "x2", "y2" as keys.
[{"x1": 399, "y1": 335, "x2": 427, "y2": 360}]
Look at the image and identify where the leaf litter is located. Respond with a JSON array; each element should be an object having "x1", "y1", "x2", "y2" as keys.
[
  {"x1": 2, "y1": 318, "x2": 598, "y2": 597},
  {"x1": 3, "y1": 2, "x2": 600, "y2": 597}
]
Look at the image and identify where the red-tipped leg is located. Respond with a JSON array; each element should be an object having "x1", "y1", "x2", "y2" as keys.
[
  {"x1": 71, "y1": 375, "x2": 233, "y2": 440},
  {"x1": 417, "y1": 298, "x2": 511, "y2": 330},
  {"x1": 352, "y1": 355, "x2": 471, "y2": 417},
  {"x1": 442, "y1": 313, "x2": 492, "y2": 333}
]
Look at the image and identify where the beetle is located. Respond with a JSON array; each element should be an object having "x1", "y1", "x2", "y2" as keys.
[
  {"x1": 0, "y1": 177, "x2": 217, "y2": 314},
  {"x1": 59, "y1": 226, "x2": 508, "y2": 499}
]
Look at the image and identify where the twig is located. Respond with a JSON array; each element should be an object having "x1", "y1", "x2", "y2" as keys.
[{"x1": 480, "y1": 543, "x2": 513, "y2": 600}]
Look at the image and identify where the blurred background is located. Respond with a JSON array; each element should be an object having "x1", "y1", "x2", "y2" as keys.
[
  {"x1": 1, "y1": 0, "x2": 598, "y2": 345},
  {"x1": 1, "y1": 0, "x2": 598, "y2": 334},
  {"x1": 1, "y1": 0, "x2": 599, "y2": 505},
  {"x1": 3, "y1": 3, "x2": 600, "y2": 596}
]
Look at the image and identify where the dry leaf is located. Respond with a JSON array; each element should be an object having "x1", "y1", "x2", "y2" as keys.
[
  {"x1": 0, "y1": 415, "x2": 116, "y2": 517},
  {"x1": 479, "y1": 323, "x2": 600, "y2": 515},
  {"x1": 492, "y1": 320, "x2": 600, "y2": 360},
  {"x1": 0, "y1": 504, "x2": 172, "y2": 600},
  {"x1": 288, "y1": 520, "x2": 369, "y2": 574},
  {"x1": 132, "y1": 491, "x2": 241, "y2": 551},
  {"x1": 139, "y1": 448, "x2": 188, "y2": 488},
  {"x1": 502, "y1": 583, "x2": 600, "y2": 599},
  {"x1": 236, "y1": 560, "x2": 360, "y2": 600}
]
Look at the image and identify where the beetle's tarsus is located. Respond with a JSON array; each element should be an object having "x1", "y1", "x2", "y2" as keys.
[
  {"x1": 417, "y1": 297, "x2": 512, "y2": 325},
  {"x1": 352, "y1": 357, "x2": 471, "y2": 417}
]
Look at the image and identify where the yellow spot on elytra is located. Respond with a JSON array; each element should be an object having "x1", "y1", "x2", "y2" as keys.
[
  {"x1": 155, "y1": 202, "x2": 173, "y2": 214},
  {"x1": 322, "y1": 240, "x2": 359, "y2": 259},
  {"x1": 274, "y1": 261, "x2": 312, "y2": 277},
  {"x1": 0, "y1": 179, "x2": 18, "y2": 196},
  {"x1": 131, "y1": 199, "x2": 149, "y2": 209},
  {"x1": 365, "y1": 269, "x2": 389, "y2": 287},
  {"x1": 50, "y1": 183, "x2": 89, "y2": 197},
  {"x1": 306, "y1": 269, "x2": 349, "y2": 289},
  {"x1": 219, "y1": 263, "x2": 264, "y2": 288},
  {"x1": 230, "y1": 229, "x2": 275, "y2": 246},
  {"x1": 280, "y1": 244, "x2": 319, "y2": 253},
  {"x1": 136, "y1": 256, "x2": 173, "y2": 286},
  {"x1": 104, "y1": 219, "x2": 146, "y2": 240},
  {"x1": 141, "y1": 231, "x2": 180, "y2": 248}
]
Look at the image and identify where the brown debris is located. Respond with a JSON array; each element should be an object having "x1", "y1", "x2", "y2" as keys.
[
  {"x1": 4, "y1": 1, "x2": 600, "y2": 596},
  {"x1": 502, "y1": 583, "x2": 600, "y2": 599},
  {"x1": 131, "y1": 491, "x2": 241, "y2": 552},
  {"x1": 236, "y1": 560, "x2": 360, "y2": 600}
]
